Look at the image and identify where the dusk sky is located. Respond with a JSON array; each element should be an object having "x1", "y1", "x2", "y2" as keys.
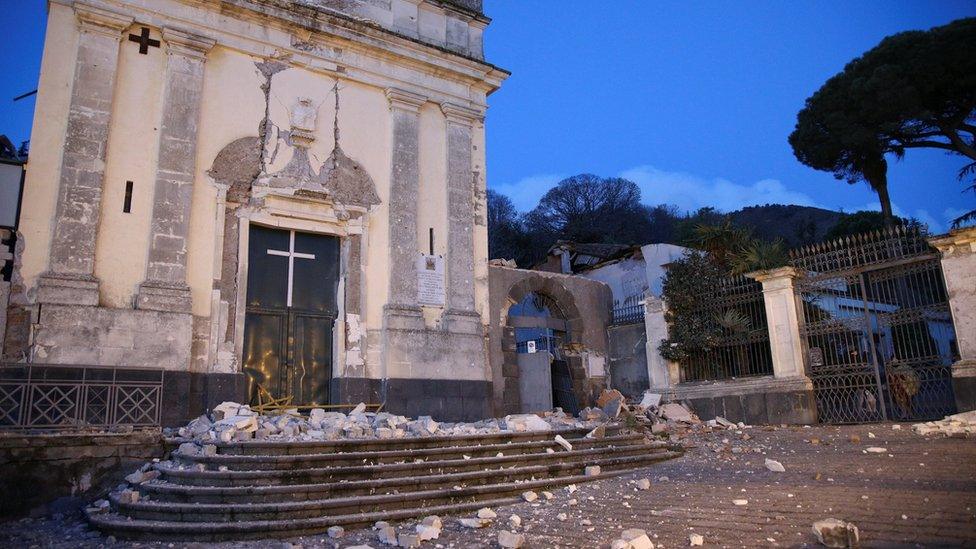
[{"x1": 3, "y1": 2, "x2": 975, "y2": 231}]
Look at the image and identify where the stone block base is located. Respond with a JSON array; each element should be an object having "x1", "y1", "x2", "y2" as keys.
[
  {"x1": 36, "y1": 272, "x2": 99, "y2": 306},
  {"x1": 32, "y1": 303, "x2": 192, "y2": 369},
  {"x1": 663, "y1": 376, "x2": 818, "y2": 425},
  {"x1": 332, "y1": 377, "x2": 492, "y2": 422},
  {"x1": 136, "y1": 280, "x2": 192, "y2": 313},
  {"x1": 0, "y1": 431, "x2": 167, "y2": 519},
  {"x1": 952, "y1": 363, "x2": 976, "y2": 413}
]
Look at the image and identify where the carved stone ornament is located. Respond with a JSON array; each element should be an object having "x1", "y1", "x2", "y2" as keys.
[
  {"x1": 290, "y1": 97, "x2": 316, "y2": 147},
  {"x1": 317, "y1": 146, "x2": 381, "y2": 208}
]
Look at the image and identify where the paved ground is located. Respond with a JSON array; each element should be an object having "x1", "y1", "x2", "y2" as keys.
[{"x1": 2, "y1": 424, "x2": 974, "y2": 548}]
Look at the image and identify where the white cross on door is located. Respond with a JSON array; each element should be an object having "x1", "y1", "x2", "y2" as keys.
[{"x1": 266, "y1": 230, "x2": 316, "y2": 307}]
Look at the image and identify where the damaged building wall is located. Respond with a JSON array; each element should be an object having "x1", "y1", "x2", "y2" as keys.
[
  {"x1": 7, "y1": 0, "x2": 507, "y2": 424},
  {"x1": 487, "y1": 265, "x2": 612, "y2": 416}
]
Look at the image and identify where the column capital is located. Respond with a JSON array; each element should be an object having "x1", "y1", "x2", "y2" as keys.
[
  {"x1": 75, "y1": 3, "x2": 133, "y2": 37},
  {"x1": 440, "y1": 102, "x2": 483, "y2": 125},
  {"x1": 745, "y1": 265, "x2": 800, "y2": 284},
  {"x1": 928, "y1": 226, "x2": 976, "y2": 257},
  {"x1": 162, "y1": 27, "x2": 216, "y2": 60},
  {"x1": 385, "y1": 88, "x2": 427, "y2": 112}
]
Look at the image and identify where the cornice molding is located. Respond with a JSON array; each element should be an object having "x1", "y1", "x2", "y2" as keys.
[
  {"x1": 162, "y1": 27, "x2": 217, "y2": 60},
  {"x1": 386, "y1": 88, "x2": 428, "y2": 112},
  {"x1": 440, "y1": 102, "x2": 483, "y2": 125},
  {"x1": 74, "y1": 2, "x2": 133, "y2": 38}
]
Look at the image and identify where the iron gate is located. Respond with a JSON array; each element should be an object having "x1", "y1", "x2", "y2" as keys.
[{"x1": 791, "y1": 227, "x2": 958, "y2": 424}]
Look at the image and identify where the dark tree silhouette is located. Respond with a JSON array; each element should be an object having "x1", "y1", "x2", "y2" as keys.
[{"x1": 790, "y1": 17, "x2": 976, "y2": 227}]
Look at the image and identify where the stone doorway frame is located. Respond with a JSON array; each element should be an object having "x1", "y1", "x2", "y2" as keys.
[
  {"x1": 500, "y1": 274, "x2": 588, "y2": 414},
  {"x1": 214, "y1": 190, "x2": 369, "y2": 404}
]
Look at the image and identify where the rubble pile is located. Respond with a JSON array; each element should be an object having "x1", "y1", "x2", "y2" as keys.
[
  {"x1": 168, "y1": 401, "x2": 609, "y2": 445},
  {"x1": 912, "y1": 410, "x2": 976, "y2": 437}
]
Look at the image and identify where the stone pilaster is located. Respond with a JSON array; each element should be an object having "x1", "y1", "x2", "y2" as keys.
[
  {"x1": 136, "y1": 28, "x2": 215, "y2": 313},
  {"x1": 746, "y1": 266, "x2": 809, "y2": 380},
  {"x1": 384, "y1": 88, "x2": 426, "y2": 328},
  {"x1": 929, "y1": 227, "x2": 976, "y2": 412},
  {"x1": 37, "y1": 5, "x2": 133, "y2": 306},
  {"x1": 440, "y1": 103, "x2": 481, "y2": 321},
  {"x1": 643, "y1": 294, "x2": 679, "y2": 392}
]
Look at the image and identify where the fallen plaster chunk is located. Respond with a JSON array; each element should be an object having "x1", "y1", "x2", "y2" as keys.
[
  {"x1": 689, "y1": 533, "x2": 704, "y2": 546},
  {"x1": 554, "y1": 434, "x2": 573, "y2": 451},
  {"x1": 477, "y1": 507, "x2": 497, "y2": 519},
  {"x1": 498, "y1": 530, "x2": 526, "y2": 548},
  {"x1": 865, "y1": 447, "x2": 888, "y2": 453},
  {"x1": 585, "y1": 465, "x2": 602, "y2": 477},
  {"x1": 522, "y1": 490, "x2": 538, "y2": 502},
  {"x1": 765, "y1": 459, "x2": 786, "y2": 472},
  {"x1": 636, "y1": 478, "x2": 651, "y2": 490},
  {"x1": 812, "y1": 518, "x2": 860, "y2": 548}
]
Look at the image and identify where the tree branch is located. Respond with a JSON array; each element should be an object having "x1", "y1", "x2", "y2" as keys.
[{"x1": 939, "y1": 127, "x2": 976, "y2": 161}]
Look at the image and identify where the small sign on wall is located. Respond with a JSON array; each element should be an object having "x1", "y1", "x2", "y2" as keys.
[
  {"x1": 416, "y1": 253, "x2": 445, "y2": 306},
  {"x1": 526, "y1": 340, "x2": 537, "y2": 354},
  {"x1": 808, "y1": 347, "x2": 824, "y2": 368}
]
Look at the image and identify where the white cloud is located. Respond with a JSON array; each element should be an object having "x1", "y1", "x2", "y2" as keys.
[
  {"x1": 618, "y1": 165, "x2": 820, "y2": 213},
  {"x1": 490, "y1": 174, "x2": 565, "y2": 211},
  {"x1": 492, "y1": 164, "x2": 955, "y2": 235}
]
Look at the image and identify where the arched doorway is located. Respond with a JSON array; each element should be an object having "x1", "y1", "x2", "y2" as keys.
[
  {"x1": 502, "y1": 272, "x2": 597, "y2": 415},
  {"x1": 508, "y1": 292, "x2": 578, "y2": 413}
]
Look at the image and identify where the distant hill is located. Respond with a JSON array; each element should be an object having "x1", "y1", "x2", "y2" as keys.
[{"x1": 727, "y1": 204, "x2": 848, "y2": 248}]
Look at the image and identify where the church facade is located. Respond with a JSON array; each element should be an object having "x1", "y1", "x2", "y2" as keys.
[{"x1": 5, "y1": 0, "x2": 507, "y2": 422}]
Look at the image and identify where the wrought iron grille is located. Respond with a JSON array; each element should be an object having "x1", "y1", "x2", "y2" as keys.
[
  {"x1": 611, "y1": 304, "x2": 645, "y2": 325},
  {"x1": 0, "y1": 365, "x2": 163, "y2": 430},
  {"x1": 791, "y1": 227, "x2": 958, "y2": 424},
  {"x1": 679, "y1": 275, "x2": 774, "y2": 382}
]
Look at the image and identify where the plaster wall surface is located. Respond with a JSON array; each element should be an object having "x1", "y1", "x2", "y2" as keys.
[{"x1": 10, "y1": 0, "x2": 505, "y2": 416}]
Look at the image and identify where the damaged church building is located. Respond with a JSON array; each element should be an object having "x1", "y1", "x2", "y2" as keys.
[{"x1": 0, "y1": 0, "x2": 616, "y2": 426}]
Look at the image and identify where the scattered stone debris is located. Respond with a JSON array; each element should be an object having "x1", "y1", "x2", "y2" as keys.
[
  {"x1": 689, "y1": 533, "x2": 704, "y2": 546},
  {"x1": 476, "y1": 508, "x2": 497, "y2": 520},
  {"x1": 521, "y1": 491, "x2": 538, "y2": 502},
  {"x1": 167, "y1": 401, "x2": 605, "y2": 445},
  {"x1": 913, "y1": 410, "x2": 976, "y2": 437},
  {"x1": 732, "y1": 499, "x2": 748, "y2": 506},
  {"x1": 865, "y1": 447, "x2": 888, "y2": 453},
  {"x1": 636, "y1": 478, "x2": 651, "y2": 490},
  {"x1": 765, "y1": 458, "x2": 786, "y2": 472},
  {"x1": 812, "y1": 518, "x2": 860, "y2": 548},
  {"x1": 585, "y1": 465, "x2": 602, "y2": 476},
  {"x1": 618, "y1": 528, "x2": 654, "y2": 549},
  {"x1": 327, "y1": 525, "x2": 344, "y2": 538},
  {"x1": 498, "y1": 530, "x2": 526, "y2": 548},
  {"x1": 554, "y1": 434, "x2": 573, "y2": 451},
  {"x1": 508, "y1": 514, "x2": 522, "y2": 528}
]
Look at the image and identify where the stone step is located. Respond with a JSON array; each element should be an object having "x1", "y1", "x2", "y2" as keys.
[
  {"x1": 199, "y1": 425, "x2": 614, "y2": 456},
  {"x1": 90, "y1": 425, "x2": 682, "y2": 541},
  {"x1": 90, "y1": 495, "x2": 524, "y2": 542},
  {"x1": 115, "y1": 452, "x2": 678, "y2": 523},
  {"x1": 179, "y1": 434, "x2": 651, "y2": 471},
  {"x1": 160, "y1": 443, "x2": 661, "y2": 487},
  {"x1": 139, "y1": 449, "x2": 674, "y2": 504}
]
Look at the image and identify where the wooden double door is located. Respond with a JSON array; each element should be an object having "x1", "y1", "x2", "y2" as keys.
[{"x1": 242, "y1": 225, "x2": 339, "y2": 405}]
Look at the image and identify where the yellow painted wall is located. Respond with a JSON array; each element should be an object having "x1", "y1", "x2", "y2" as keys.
[
  {"x1": 94, "y1": 27, "x2": 164, "y2": 308},
  {"x1": 18, "y1": 2, "x2": 77, "y2": 292},
  {"x1": 187, "y1": 47, "x2": 266, "y2": 317}
]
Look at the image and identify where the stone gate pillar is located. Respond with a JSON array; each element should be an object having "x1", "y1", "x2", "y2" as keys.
[
  {"x1": 644, "y1": 294, "x2": 679, "y2": 393},
  {"x1": 37, "y1": 5, "x2": 133, "y2": 306},
  {"x1": 137, "y1": 28, "x2": 215, "y2": 313},
  {"x1": 747, "y1": 266, "x2": 809, "y2": 380},
  {"x1": 929, "y1": 227, "x2": 976, "y2": 412}
]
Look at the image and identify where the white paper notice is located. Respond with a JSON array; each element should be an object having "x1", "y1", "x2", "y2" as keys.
[{"x1": 416, "y1": 253, "x2": 445, "y2": 306}]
